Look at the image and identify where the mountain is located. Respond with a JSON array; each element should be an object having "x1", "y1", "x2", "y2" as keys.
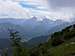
[
  {"x1": 25, "y1": 35, "x2": 49, "y2": 47},
  {"x1": 48, "y1": 24, "x2": 75, "y2": 56},
  {"x1": 20, "y1": 17, "x2": 72, "y2": 38},
  {"x1": 0, "y1": 22, "x2": 29, "y2": 40},
  {"x1": 29, "y1": 24, "x2": 75, "y2": 56},
  {"x1": 0, "y1": 17, "x2": 74, "y2": 40},
  {"x1": 25, "y1": 22, "x2": 72, "y2": 47}
]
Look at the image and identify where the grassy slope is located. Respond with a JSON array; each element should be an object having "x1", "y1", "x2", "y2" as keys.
[{"x1": 49, "y1": 37, "x2": 75, "y2": 56}]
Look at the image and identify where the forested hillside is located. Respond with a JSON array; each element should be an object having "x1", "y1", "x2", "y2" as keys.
[{"x1": 29, "y1": 24, "x2": 75, "y2": 56}]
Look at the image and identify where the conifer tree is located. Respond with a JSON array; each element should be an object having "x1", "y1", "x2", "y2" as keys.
[{"x1": 8, "y1": 29, "x2": 22, "y2": 56}]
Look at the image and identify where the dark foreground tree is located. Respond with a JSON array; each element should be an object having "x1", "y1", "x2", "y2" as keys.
[
  {"x1": 8, "y1": 29, "x2": 22, "y2": 56},
  {"x1": 8, "y1": 29, "x2": 30, "y2": 56}
]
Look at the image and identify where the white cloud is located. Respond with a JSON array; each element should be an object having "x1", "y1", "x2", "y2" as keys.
[
  {"x1": 0, "y1": 0, "x2": 75, "y2": 21},
  {"x1": 0, "y1": 0, "x2": 32, "y2": 18}
]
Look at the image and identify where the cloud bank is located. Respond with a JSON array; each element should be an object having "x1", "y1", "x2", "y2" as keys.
[{"x1": 0, "y1": 0, "x2": 75, "y2": 21}]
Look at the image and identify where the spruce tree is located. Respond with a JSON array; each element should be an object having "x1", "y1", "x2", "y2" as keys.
[{"x1": 8, "y1": 29, "x2": 22, "y2": 56}]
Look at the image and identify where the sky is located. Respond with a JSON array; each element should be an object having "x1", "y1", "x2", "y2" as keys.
[{"x1": 0, "y1": 0, "x2": 75, "y2": 21}]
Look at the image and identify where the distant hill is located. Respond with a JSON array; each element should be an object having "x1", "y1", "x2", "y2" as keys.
[
  {"x1": 0, "y1": 18, "x2": 74, "y2": 49},
  {"x1": 30, "y1": 24, "x2": 75, "y2": 56},
  {"x1": 0, "y1": 18, "x2": 75, "y2": 56},
  {"x1": 0, "y1": 23, "x2": 29, "y2": 40},
  {"x1": 0, "y1": 18, "x2": 73, "y2": 40},
  {"x1": 25, "y1": 35, "x2": 49, "y2": 47}
]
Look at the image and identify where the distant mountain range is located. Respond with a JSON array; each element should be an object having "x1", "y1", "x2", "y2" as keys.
[
  {"x1": 0, "y1": 17, "x2": 75, "y2": 48},
  {"x1": 0, "y1": 17, "x2": 73, "y2": 40}
]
